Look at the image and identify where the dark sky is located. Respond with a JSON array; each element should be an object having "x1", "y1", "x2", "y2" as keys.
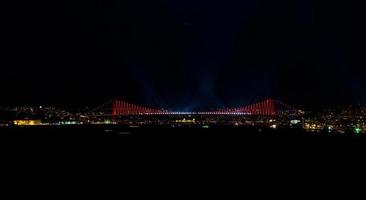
[{"x1": 2, "y1": 0, "x2": 366, "y2": 110}]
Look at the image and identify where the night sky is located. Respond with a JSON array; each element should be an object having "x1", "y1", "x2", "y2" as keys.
[{"x1": 2, "y1": 0, "x2": 366, "y2": 110}]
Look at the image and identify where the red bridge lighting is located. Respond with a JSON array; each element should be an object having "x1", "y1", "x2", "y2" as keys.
[{"x1": 106, "y1": 99, "x2": 297, "y2": 116}]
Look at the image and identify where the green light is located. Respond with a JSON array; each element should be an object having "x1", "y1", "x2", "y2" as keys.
[{"x1": 355, "y1": 128, "x2": 362, "y2": 134}]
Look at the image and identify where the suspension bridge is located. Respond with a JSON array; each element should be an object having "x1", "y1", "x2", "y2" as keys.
[{"x1": 89, "y1": 99, "x2": 301, "y2": 117}]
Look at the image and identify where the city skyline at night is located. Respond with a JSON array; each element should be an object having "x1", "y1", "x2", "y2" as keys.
[
  {"x1": 1, "y1": 97, "x2": 365, "y2": 135},
  {"x1": 3, "y1": 1, "x2": 366, "y2": 182},
  {"x1": 1, "y1": 0, "x2": 366, "y2": 139}
]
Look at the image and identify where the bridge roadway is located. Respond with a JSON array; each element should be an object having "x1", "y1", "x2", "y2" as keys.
[{"x1": 93, "y1": 112, "x2": 258, "y2": 116}]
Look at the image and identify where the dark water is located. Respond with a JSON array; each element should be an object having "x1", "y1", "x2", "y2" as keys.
[
  {"x1": 1, "y1": 125, "x2": 364, "y2": 183},
  {"x1": 1, "y1": 125, "x2": 364, "y2": 147}
]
